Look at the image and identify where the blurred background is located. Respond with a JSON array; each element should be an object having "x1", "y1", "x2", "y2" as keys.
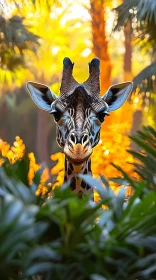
[{"x1": 0, "y1": 0, "x2": 156, "y2": 183}]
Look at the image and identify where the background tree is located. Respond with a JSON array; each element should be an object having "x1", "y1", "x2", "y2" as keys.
[
  {"x1": 0, "y1": 13, "x2": 39, "y2": 140},
  {"x1": 89, "y1": 0, "x2": 112, "y2": 92},
  {"x1": 114, "y1": 0, "x2": 156, "y2": 93},
  {"x1": 114, "y1": 0, "x2": 156, "y2": 143}
]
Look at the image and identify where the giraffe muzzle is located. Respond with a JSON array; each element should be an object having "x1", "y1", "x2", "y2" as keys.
[
  {"x1": 69, "y1": 133, "x2": 90, "y2": 147},
  {"x1": 64, "y1": 132, "x2": 92, "y2": 164}
]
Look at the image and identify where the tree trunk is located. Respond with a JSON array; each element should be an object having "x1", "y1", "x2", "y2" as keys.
[
  {"x1": 123, "y1": 17, "x2": 143, "y2": 145},
  {"x1": 123, "y1": 19, "x2": 133, "y2": 81},
  {"x1": 90, "y1": 0, "x2": 112, "y2": 93}
]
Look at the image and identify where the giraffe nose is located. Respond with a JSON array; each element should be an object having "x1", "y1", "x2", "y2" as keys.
[{"x1": 69, "y1": 133, "x2": 90, "y2": 147}]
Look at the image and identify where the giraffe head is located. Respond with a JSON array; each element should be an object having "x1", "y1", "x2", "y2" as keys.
[{"x1": 26, "y1": 57, "x2": 133, "y2": 165}]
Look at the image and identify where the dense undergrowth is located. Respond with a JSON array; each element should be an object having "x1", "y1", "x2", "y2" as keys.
[{"x1": 0, "y1": 126, "x2": 156, "y2": 280}]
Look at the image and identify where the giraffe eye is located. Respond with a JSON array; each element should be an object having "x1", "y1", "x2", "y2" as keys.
[
  {"x1": 97, "y1": 112, "x2": 108, "y2": 123},
  {"x1": 51, "y1": 110, "x2": 62, "y2": 122}
]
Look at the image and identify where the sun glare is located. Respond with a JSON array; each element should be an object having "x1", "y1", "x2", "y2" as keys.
[
  {"x1": 81, "y1": 48, "x2": 92, "y2": 57},
  {"x1": 50, "y1": 0, "x2": 90, "y2": 25}
]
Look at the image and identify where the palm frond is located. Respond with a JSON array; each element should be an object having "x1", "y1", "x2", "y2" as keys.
[
  {"x1": 133, "y1": 62, "x2": 156, "y2": 92},
  {"x1": 0, "y1": 15, "x2": 39, "y2": 51},
  {"x1": 114, "y1": 0, "x2": 156, "y2": 29},
  {"x1": 110, "y1": 126, "x2": 156, "y2": 191},
  {"x1": 0, "y1": 15, "x2": 39, "y2": 71},
  {"x1": 114, "y1": 0, "x2": 156, "y2": 52}
]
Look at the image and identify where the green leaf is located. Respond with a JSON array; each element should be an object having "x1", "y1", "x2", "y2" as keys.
[
  {"x1": 129, "y1": 136, "x2": 156, "y2": 158},
  {"x1": 25, "y1": 262, "x2": 53, "y2": 276},
  {"x1": 91, "y1": 275, "x2": 107, "y2": 280}
]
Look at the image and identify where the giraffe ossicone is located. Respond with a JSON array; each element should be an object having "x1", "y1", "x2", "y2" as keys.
[{"x1": 26, "y1": 57, "x2": 133, "y2": 196}]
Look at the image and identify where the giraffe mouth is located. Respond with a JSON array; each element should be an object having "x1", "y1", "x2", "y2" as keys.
[{"x1": 64, "y1": 143, "x2": 92, "y2": 164}]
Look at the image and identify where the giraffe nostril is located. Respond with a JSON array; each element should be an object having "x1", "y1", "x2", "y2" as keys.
[
  {"x1": 81, "y1": 134, "x2": 89, "y2": 146},
  {"x1": 69, "y1": 133, "x2": 77, "y2": 146},
  {"x1": 71, "y1": 134, "x2": 76, "y2": 143},
  {"x1": 83, "y1": 135, "x2": 88, "y2": 143}
]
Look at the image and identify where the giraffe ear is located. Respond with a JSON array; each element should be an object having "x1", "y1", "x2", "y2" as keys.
[
  {"x1": 26, "y1": 81, "x2": 57, "y2": 111},
  {"x1": 102, "y1": 82, "x2": 133, "y2": 112}
]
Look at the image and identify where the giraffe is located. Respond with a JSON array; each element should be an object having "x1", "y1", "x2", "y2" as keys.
[{"x1": 26, "y1": 57, "x2": 133, "y2": 197}]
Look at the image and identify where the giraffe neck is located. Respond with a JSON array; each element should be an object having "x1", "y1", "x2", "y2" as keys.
[{"x1": 64, "y1": 157, "x2": 92, "y2": 197}]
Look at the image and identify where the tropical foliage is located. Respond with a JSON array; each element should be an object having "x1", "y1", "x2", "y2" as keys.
[
  {"x1": 0, "y1": 126, "x2": 156, "y2": 279},
  {"x1": 0, "y1": 15, "x2": 39, "y2": 70},
  {"x1": 0, "y1": 13, "x2": 39, "y2": 88},
  {"x1": 114, "y1": 0, "x2": 156, "y2": 92}
]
